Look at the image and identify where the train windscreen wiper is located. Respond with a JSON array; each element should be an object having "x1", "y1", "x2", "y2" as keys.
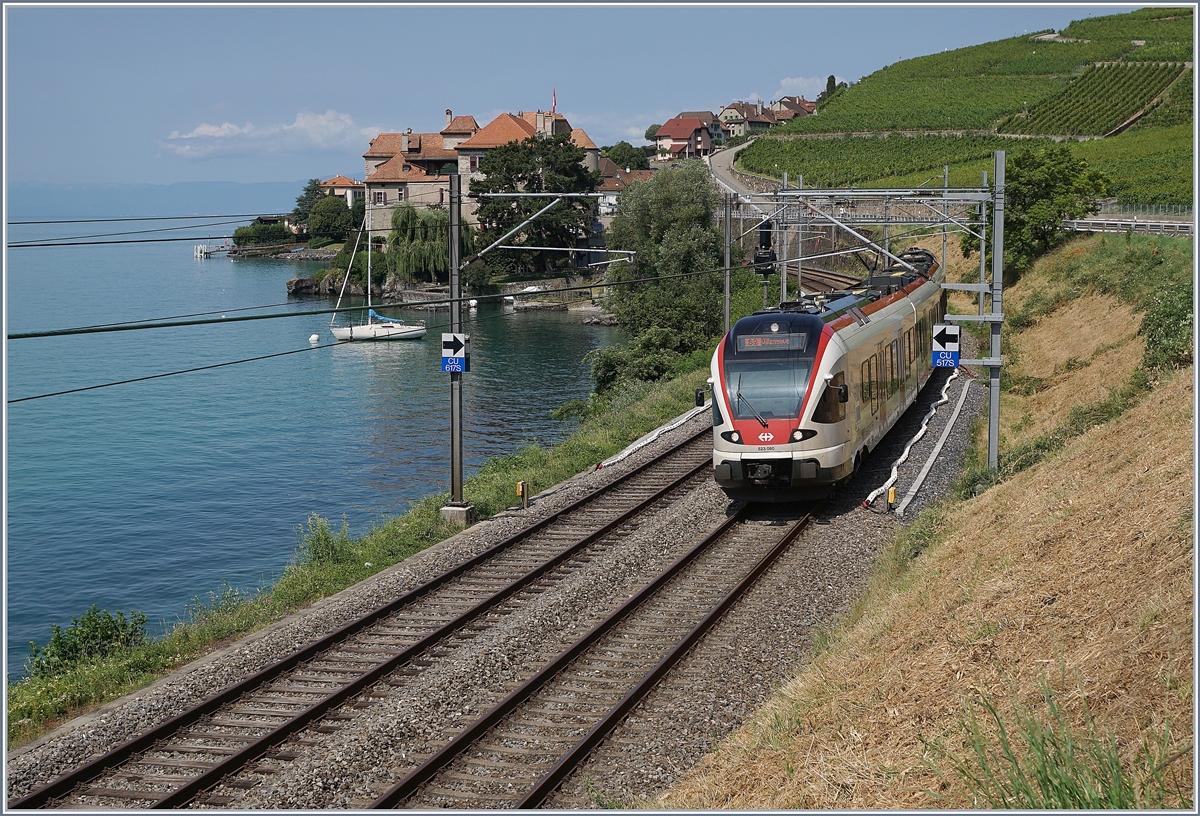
[{"x1": 736, "y1": 374, "x2": 769, "y2": 428}]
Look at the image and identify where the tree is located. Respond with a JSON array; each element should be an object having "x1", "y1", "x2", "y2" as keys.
[
  {"x1": 470, "y1": 133, "x2": 600, "y2": 277},
  {"x1": 291, "y1": 179, "x2": 326, "y2": 230},
  {"x1": 308, "y1": 194, "x2": 353, "y2": 240},
  {"x1": 603, "y1": 160, "x2": 738, "y2": 353},
  {"x1": 232, "y1": 220, "x2": 292, "y2": 247},
  {"x1": 816, "y1": 75, "x2": 847, "y2": 108},
  {"x1": 384, "y1": 203, "x2": 478, "y2": 287},
  {"x1": 602, "y1": 141, "x2": 650, "y2": 171},
  {"x1": 963, "y1": 143, "x2": 1110, "y2": 275},
  {"x1": 644, "y1": 124, "x2": 661, "y2": 141}
]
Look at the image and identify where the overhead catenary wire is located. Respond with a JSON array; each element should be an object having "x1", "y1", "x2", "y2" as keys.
[
  {"x1": 7, "y1": 212, "x2": 277, "y2": 225},
  {"x1": 7, "y1": 299, "x2": 578, "y2": 404},
  {"x1": 8, "y1": 260, "x2": 763, "y2": 341},
  {"x1": 8, "y1": 220, "x2": 488, "y2": 248},
  {"x1": 8, "y1": 219, "x2": 253, "y2": 246}
]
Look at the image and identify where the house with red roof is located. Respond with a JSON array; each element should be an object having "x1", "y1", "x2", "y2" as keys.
[
  {"x1": 456, "y1": 110, "x2": 600, "y2": 176},
  {"x1": 320, "y1": 175, "x2": 365, "y2": 210},
  {"x1": 677, "y1": 110, "x2": 725, "y2": 146},
  {"x1": 597, "y1": 156, "x2": 655, "y2": 217},
  {"x1": 359, "y1": 107, "x2": 600, "y2": 230},
  {"x1": 654, "y1": 116, "x2": 712, "y2": 160},
  {"x1": 362, "y1": 109, "x2": 480, "y2": 231},
  {"x1": 718, "y1": 101, "x2": 780, "y2": 138}
]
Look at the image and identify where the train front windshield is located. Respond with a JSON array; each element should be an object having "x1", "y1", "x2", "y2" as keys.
[
  {"x1": 723, "y1": 315, "x2": 821, "y2": 422},
  {"x1": 725, "y1": 359, "x2": 812, "y2": 420}
]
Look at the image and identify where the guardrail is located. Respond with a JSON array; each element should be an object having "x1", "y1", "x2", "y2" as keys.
[{"x1": 1065, "y1": 218, "x2": 1193, "y2": 237}]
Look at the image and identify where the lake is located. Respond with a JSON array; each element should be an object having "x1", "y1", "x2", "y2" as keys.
[{"x1": 5, "y1": 217, "x2": 619, "y2": 676}]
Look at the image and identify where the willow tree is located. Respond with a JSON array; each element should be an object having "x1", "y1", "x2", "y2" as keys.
[{"x1": 385, "y1": 203, "x2": 476, "y2": 286}]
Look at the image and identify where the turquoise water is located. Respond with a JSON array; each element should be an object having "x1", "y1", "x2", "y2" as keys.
[{"x1": 5, "y1": 223, "x2": 618, "y2": 676}]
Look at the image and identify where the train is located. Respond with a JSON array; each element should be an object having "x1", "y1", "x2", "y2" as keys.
[{"x1": 707, "y1": 247, "x2": 946, "y2": 501}]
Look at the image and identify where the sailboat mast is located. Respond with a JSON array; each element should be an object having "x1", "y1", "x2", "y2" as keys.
[{"x1": 366, "y1": 195, "x2": 373, "y2": 320}]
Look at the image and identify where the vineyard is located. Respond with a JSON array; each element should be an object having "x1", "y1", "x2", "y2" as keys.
[
  {"x1": 879, "y1": 34, "x2": 1127, "y2": 79},
  {"x1": 1132, "y1": 66, "x2": 1194, "y2": 130},
  {"x1": 1061, "y1": 6, "x2": 1194, "y2": 61},
  {"x1": 778, "y1": 75, "x2": 1070, "y2": 134},
  {"x1": 997, "y1": 62, "x2": 1186, "y2": 136},
  {"x1": 729, "y1": 7, "x2": 1192, "y2": 209},
  {"x1": 737, "y1": 134, "x2": 1015, "y2": 188}
]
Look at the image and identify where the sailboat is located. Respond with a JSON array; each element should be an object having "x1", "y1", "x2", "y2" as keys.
[{"x1": 330, "y1": 198, "x2": 426, "y2": 342}]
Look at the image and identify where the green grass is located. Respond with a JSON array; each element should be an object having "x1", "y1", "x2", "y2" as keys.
[
  {"x1": 7, "y1": 367, "x2": 713, "y2": 749},
  {"x1": 952, "y1": 233, "x2": 1193, "y2": 497},
  {"x1": 924, "y1": 680, "x2": 1192, "y2": 808}
]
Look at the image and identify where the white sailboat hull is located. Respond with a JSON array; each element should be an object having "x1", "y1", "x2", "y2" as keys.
[{"x1": 331, "y1": 323, "x2": 426, "y2": 342}]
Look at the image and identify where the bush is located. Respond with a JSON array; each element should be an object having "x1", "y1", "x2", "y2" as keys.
[
  {"x1": 232, "y1": 222, "x2": 292, "y2": 247},
  {"x1": 294, "y1": 513, "x2": 354, "y2": 566},
  {"x1": 25, "y1": 606, "x2": 148, "y2": 679},
  {"x1": 1139, "y1": 277, "x2": 1194, "y2": 372}
]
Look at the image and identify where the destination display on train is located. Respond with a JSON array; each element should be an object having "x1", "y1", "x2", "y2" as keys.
[{"x1": 736, "y1": 333, "x2": 807, "y2": 352}]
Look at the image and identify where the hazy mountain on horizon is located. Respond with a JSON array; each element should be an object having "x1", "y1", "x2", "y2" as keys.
[{"x1": 7, "y1": 180, "x2": 310, "y2": 220}]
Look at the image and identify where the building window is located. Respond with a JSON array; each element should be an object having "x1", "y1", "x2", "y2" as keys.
[
  {"x1": 470, "y1": 155, "x2": 479, "y2": 172},
  {"x1": 374, "y1": 191, "x2": 386, "y2": 205}
]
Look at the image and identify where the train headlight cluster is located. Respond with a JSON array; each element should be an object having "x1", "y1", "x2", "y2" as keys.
[
  {"x1": 791, "y1": 429, "x2": 818, "y2": 442},
  {"x1": 720, "y1": 430, "x2": 742, "y2": 444}
]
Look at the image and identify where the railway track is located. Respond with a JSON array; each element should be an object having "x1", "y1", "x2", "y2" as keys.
[
  {"x1": 800, "y1": 266, "x2": 863, "y2": 293},
  {"x1": 370, "y1": 504, "x2": 814, "y2": 809},
  {"x1": 8, "y1": 427, "x2": 716, "y2": 810}
]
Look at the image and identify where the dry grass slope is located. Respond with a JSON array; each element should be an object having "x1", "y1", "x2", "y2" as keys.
[{"x1": 659, "y1": 242, "x2": 1193, "y2": 808}]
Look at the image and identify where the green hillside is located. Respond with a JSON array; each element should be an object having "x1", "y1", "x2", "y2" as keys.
[
  {"x1": 997, "y1": 61, "x2": 1187, "y2": 136},
  {"x1": 778, "y1": 7, "x2": 1192, "y2": 136},
  {"x1": 736, "y1": 7, "x2": 1193, "y2": 207}
]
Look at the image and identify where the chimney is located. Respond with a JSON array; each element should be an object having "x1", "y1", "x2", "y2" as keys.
[
  {"x1": 401, "y1": 133, "x2": 408, "y2": 153},
  {"x1": 756, "y1": 100, "x2": 763, "y2": 115},
  {"x1": 446, "y1": 109, "x2": 453, "y2": 127}
]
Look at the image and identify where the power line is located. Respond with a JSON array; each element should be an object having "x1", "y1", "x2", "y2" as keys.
[
  {"x1": 8, "y1": 235, "x2": 245, "y2": 248},
  {"x1": 7, "y1": 250, "x2": 887, "y2": 403},
  {"x1": 7, "y1": 342, "x2": 339, "y2": 404},
  {"x1": 7, "y1": 298, "x2": 567, "y2": 404},
  {"x1": 11, "y1": 219, "x2": 254, "y2": 245},
  {"x1": 8, "y1": 265, "x2": 747, "y2": 341},
  {"x1": 8, "y1": 221, "x2": 488, "y2": 248},
  {"x1": 7, "y1": 213, "x2": 277, "y2": 225}
]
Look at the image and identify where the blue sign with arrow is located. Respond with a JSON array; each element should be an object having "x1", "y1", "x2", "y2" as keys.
[
  {"x1": 932, "y1": 323, "x2": 959, "y2": 367},
  {"x1": 441, "y1": 333, "x2": 470, "y2": 373}
]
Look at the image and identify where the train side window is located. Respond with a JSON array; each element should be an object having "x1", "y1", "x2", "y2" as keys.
[
  {"x1": 905, "y1": 329, "x2": 914, "y2": 367},
  {"x1": 870, "y1": 356, "x2": 879, "y2": 413},
  {"x1": 861, "y1": 360, "x2": 871, "y2": 405},
  {"x1": 888, "y1": 342, "x2": 898, "y2": 397},
  {"x1": 813, "y1": 372, "x2": 846, "y2": 423}
]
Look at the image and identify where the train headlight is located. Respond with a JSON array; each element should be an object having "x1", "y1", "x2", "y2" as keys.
[
  {"x1": 791, "y1": 428, "x2": 818, "y2": 442},
  {"x1": 720, "y1": 430, "x2": 742, "y2": 444}
]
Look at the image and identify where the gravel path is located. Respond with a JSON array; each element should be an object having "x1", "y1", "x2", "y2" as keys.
[{"x1": 8, "y1": 349, "x2": 985, "y2": 808}]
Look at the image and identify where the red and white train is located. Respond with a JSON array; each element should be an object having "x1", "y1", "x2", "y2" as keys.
[{"x1": 708, "y1": 247, "x2": 946, "y2": 501}]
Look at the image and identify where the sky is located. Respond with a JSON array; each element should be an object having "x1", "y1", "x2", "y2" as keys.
[{"x1": 4, "y1": 2, "x2": 1139, "y2": 187}]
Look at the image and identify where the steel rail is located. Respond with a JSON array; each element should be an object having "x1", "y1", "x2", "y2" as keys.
[
  {"x1": 8, "y1": 426, "x2": 711, "y2": 810},
  {"x1": 515, "y1": 509, "x2": 815, "y2": 808},
  {"x1": 146, "y1": 455, "x2": 714, "y2": 808},
  {"x1": 370, "y1": 505, "x2": 789, "y2": 809}
]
